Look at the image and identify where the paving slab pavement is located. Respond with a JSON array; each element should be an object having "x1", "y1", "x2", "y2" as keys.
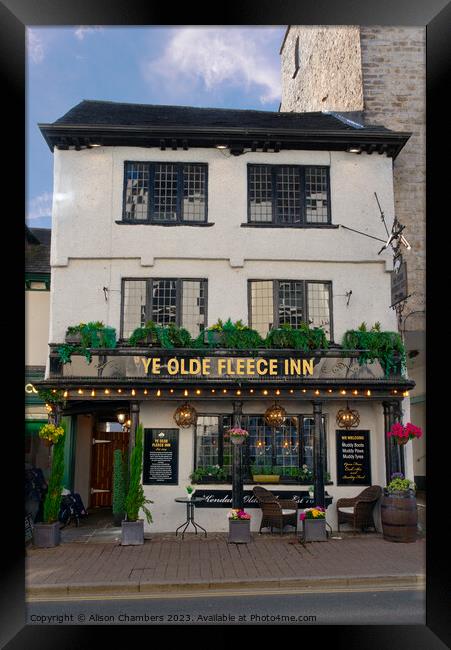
[{"x1": 26, "y1": 532, "x2": 425, "y2": 599}]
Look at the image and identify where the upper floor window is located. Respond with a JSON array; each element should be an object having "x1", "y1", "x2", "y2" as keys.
[
  {"x1": 249, "y1": 279, "x2": 332, "y2": 338},
  {"x1": 121, "y1": 278, "x2": 207, "y2": 338},
  {"x1": 248, "y1": 164, "x2": 331, "y2": 226},
  {"x1": 123, "y1": 162, "x2": 208, "y2": 223}
]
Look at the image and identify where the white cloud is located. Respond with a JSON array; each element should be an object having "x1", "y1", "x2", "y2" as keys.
[
  {"x1": 27, "y1": 29, "x2": 45, "y2": 64},
  {"x1": 143, "y1": 27, "x2": 281, "y2": 104},
  {"x1": 74, "y1": 26, "x2": 104, "y2": 41},
  {"x1": 26, "y1": 192, "x2": 53, "y2": 222}
]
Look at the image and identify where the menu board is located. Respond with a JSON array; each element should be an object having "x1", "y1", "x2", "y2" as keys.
[
  {"x1": 143, "y1": 428, "x2": 179, "y2": 485},
  {"x1": 336, "y1": 430, "x2": 371, "y2": 486}
]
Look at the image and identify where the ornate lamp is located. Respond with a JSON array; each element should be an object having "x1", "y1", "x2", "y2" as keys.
[
  {"x1": 117, "y1": 411, "x2": 131, "y2": 432},
  {"x1": 336, "y1": 402, "x2": 360, "y2": 429},
  {"x1": 264, "y1": 402, "x2": 287, "y2": 428},
  {"x1": 174, "y1": 402, "x2": 198, "y2": 428}
]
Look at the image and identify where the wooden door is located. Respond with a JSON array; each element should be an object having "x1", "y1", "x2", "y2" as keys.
[{"x1": 90, "y1": 429, "x2": 129, "y2": 508}]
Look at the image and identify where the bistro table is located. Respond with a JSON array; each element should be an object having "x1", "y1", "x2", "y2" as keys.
[{"x1": 174, "y1": 497, "x2": 207, "y2": 539}]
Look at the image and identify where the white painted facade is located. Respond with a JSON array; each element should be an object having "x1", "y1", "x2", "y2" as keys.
[{"x1": 48, "y1": 143, "x2": 414, "y2": 533}]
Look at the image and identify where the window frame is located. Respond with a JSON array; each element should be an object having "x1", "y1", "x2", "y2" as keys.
[
  {"x1": 120, "y1": 277, "x2": 208, "y2": 339},
  {"x1": 248, "y1": 279, "x2": 334, "y2": 340},
  {"x1": 122, "y1": 161, "x2": 209, "y2": 224},
  {"x1": 193, "y1": 412, "x2": 329, "y2": 483},
  {"x1": 246, "y1": 163, "x2": 332, "y2": 227}
]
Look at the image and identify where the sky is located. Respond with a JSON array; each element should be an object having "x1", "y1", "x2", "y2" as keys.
[{"x1": 26, "y1": 26, "x2": 286, "y2": 229}]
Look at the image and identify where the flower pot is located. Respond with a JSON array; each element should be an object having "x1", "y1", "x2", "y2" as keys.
[
  {"x1": 121, "y1": 519, "x2": 144, "y2": 545},
  {"x1": 228, "y1": 519, "x2": 251, "y2": 543},
  {"x1": 65, "y1": 332, "x2": 82, "y2": 344},
  {"x1": 381, "y1": 490, "x2": 417, "y2": 542},
  {"x1": 33, "y1": 521, "x2": 61, "y2": 548},
  {"x1": 252, "y1": 475, "x2": 280, "y2": 484},
  {"x1": 302, "y1": 518, "x2": 327, "y2": 542},
  {"x1": 396, "y1": 438, "x2": 409, "y2": 446}
]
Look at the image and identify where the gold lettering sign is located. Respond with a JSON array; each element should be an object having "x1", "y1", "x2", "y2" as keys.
[{"x1": 139, "y1": 356, "x2": 315, "y2": 378}]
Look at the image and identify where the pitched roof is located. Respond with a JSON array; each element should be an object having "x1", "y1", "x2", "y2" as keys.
[
  {"x1": 25, "y1": 227, "x2": 51, "y2": 274},
  {"x1": 39, "y1": 100, "x2": 410, "y2": 158}
]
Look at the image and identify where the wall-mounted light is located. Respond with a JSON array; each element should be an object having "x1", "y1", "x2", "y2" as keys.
[
  {"x1": 174, "y1": 402, "x2": 198, "y2": 428},
  {"x1": 336, "y1": 402, "x2": 360, "y2": 429},
  {"x1": 264, "y1": 402, "x2": 287, "y2": 429}
]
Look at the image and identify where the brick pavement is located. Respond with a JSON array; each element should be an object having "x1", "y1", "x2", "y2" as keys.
[{"x1": 26, "y1": 532, "x2": 425, "y2": 597}]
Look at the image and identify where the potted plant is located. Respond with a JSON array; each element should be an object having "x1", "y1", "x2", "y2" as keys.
[
  {"x1": 381, "y1": 473, "x2": 418, "y2": 543},
  {"x1": 251, "y1": 465, "x2": 280, "y2": 484},
  {"x1": 38, "y1": 422, "x2": 65, "y2": 448},
  {"x1": 122, "y1": 424, "x2": 153, "y2": 545},
  {"x1": 190, "y1": 465, "x2": 228, "y2": 483},
  {"x1": 112, "y1": 449, "x2": 126, "y2": 526},
  {"x1": 299, "y1": 506, "x2": 327, "y2": 542},
  {"x1": 33, "y1": 423, "x2": 66, "y2": 548},
  {"x1": 342, "y1": 322, "x2": 406, "y2": 377},
  {"x1": 228, "y1": 509, "x2": 251, "y2": 543},
  {"x1": 308, "y1": 485, "x2": 314, "y2": 498},
  {"x1": 186, "y1": 485, "x2": 194, "y2": 501},
  {"x1": 387, "y1": 422, "x2": 423, "y2": 446},
  {"x1": 228, "y1": 427, "x2": 249, "y2": 445}
]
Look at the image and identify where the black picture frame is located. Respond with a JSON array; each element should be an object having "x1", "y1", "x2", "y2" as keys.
[{"x1": 6, "y1": 0, "x2": 447, "y2": 645}]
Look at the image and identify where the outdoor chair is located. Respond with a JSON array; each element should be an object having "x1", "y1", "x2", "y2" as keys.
[
  {"x1": 252, "y1": 486, "x2": 298, "y2": 534},
  {"x1": 336, "y1": 485, "x2": 382, "y2": 533}
]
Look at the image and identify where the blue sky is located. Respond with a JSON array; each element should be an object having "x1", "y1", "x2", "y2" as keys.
[{"x1": 26, "y1": 26, "x2": 286, "y2": 228}]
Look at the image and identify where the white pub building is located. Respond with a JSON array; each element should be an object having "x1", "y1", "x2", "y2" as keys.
[{"x1": 37, "y1": 100, "x2": 415, "y2": 533}]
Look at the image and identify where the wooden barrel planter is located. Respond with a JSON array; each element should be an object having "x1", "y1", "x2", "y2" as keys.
[{"x1": 381, "y1": 490, "x2": 418, "y2": 543}]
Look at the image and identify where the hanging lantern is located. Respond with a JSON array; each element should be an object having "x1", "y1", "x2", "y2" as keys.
[
  {"x1": 264, "y1": 402, "x2": 287, "y2": 428},
  {"x1": 336, "y1": 402, "x2": 360, "y2": 429},
  {"x1": 174, "y1": 402, "x2": 198, "y2": 428}
]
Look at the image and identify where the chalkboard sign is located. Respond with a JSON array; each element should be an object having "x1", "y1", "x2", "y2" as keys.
[
  {"x1": 336, "y1": 430, "x2": 371, "y2": 486},
  {"x1": 143, "y1": 428, "x2": 179, "y2": 485}
]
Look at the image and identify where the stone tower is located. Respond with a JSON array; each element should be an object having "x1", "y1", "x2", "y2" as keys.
[{"x1": 280, "y1": 26, "x2": 426, "y2": 491}]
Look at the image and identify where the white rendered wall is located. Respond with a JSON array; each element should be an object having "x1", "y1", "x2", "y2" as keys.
[
  {"x1": 49, "y1": 146, "x2": 396, "y2": 343},
  {"x1": 25, "y1": 290, "x2": 50, "y2": 366}
]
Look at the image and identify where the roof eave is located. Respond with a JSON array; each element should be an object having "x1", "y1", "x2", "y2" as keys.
[{"x1": 38, "y1": 123, "x2": 411, "y2": 158}]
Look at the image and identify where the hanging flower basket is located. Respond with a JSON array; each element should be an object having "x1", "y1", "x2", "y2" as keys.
[
  {"x1": 228, "y1": 428, "x2": 249, "y2": 445},
  {"x1": 387, "y1": 422, "x2": 423, "y2": 445},
  {"x1": 38, "y1": 423, "x2": 65, "y2": 445}
]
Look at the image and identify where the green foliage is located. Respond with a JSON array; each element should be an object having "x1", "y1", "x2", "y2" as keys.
[
  {"x1": 342, "y1": 323, "x2": 406, "y2": 377},
  {"x1": 203, "y1": 318, "x2": 264, "y2": 350},
  {"x1": 129, "y1": 321, "x2": 192, "y2": 349},
  {"x1": 112, "y1": 449, "x2": 126, "y2": 517},
  {"x1": 37, "y1": 388, "x2": 65, "y2": 405},
  {"x1": 190, "y1": 465, "x2": 228, "y2": 482},
  {"x1": 43, "y1": 424, "x2": 66, "y2": 523},
  {"x1": 59, "y1": 322, "x2": 117, "y2": 364},
  {"x1": 265, "y1": 322, "x2": 329, "y2": 351},
  {"x1": 387, "y1": 477, "x2": 416, "y2": 493},
  {"x1": 124, "y1": 424, "x2": 153, "y2": 523}
]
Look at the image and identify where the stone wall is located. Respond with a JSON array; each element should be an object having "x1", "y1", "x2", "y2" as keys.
[
  {"x1": 360, "y1": 27, "x2": 425, "y2": 333},
  {"x1": 280, "y1": 26, "x2": 425, "y2": 333}
]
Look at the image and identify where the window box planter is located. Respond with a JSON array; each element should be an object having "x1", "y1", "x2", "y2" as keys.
[
  {"x1": 252, "y1": 474, "x2": 280, "y2": 484},
  {"x1": 32, "y1": 521, "x2": 61, "y2": 548},
  {"x1": 121, "y1": 519, "x2": 145, "y2": 545},
  {"x1": 204, "y1": 330, "x2": 222, "y2": 345},
  {"x1": 228, "y1": 518, "x2": 251, "y2": 543},
  {"x1": 301, "y1": 518, "x2": 327, "y2": 542},
  {"x1": 65, "y1": 332, "x2": 82, "y2": 344}
]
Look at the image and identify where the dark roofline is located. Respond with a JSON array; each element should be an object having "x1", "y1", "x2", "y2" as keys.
[
  {"x1": 38, "y1": 123, "x2": 411, "y2": 159},
  {"x1": 25, "y1": 224, "x2": 40, "y2": 245}
]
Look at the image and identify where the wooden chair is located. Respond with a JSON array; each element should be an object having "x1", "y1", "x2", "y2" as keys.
[
  {"x1": 337, "y1": 485, "x2": 382, "y2": 533},
  {"x1": 252, "y1": 486, "x2": 298, "y2": 534}
]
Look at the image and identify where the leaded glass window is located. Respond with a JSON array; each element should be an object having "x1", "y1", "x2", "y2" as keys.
[
  {"x1": 123, "y1": 162, "x2": 207, "y2": 222},
  {"x1": 121, "y1": 278, "x2": 207, "y2": 338},
  {"x1": 247, "y1": 164, "x2": 330, "y2": 226},
  {"x1": 249, "y1": 280, "x2": 332, "y2": 339}
]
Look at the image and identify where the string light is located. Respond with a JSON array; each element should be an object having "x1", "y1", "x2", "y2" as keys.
[
  {"x1": 91, "y1": 390, "x2": 95, "y2": 397},
  {"x1": 340, "y1": 390, "x2": 347, "y2": 395},
  {"x1": 131, "y1": 389, "x2": 136, "y2": 396},
  {"x1": 302, "y1": 389, "x2": 307, "y2": 393},
  {"x1": 156, "y1": 389, "x2": 161, "y2": 397},
  {"x1": 275, "y1": 389, "x2": 281, "y2": 396},
  {"x1": 211, "y1": 389, "x2": 216, "y2": 393},
  {"x1": 393, "y1": 389, "x2": 398, "y2": 394},
  {"x1": 314, "y1": 389, "x2": 320, "y2": 396},
  {"x1": 144, "y1": 389, "x2": 148, "y2": 395},
  {"x1": 196, "y1": 389, "x2": 201, "y2": 395},
  {"x1": 78, "y1": 389, "x2": 83, "y2": 395},
  {"x1": 366, "y1": 390, "x2": 371, "y2": 396},
  {"x1": 104, "y1": 389, "x2": 110, "y2": 395},
  {"x1": 63, "y1": 391, "x2": 68, "y2": 398},
  {"x1": 328, "y1": 389, "x2": 333, "y2": 393},
  {"x1": 263, "y1": 389, "x2": 268, "y2": 395},
  {"x1": 236, "y1": 390, "x2": 241, "y2": 395},
  {"x1": 353, "y1": 390, "x2": 358, "y2": 395},
  {"x1": 223, "y1": 389, "x2": 227, "y2": 394},
  {"x1": 250, "y1": 389, "x2": 254, "y2": 393},
  {"x1": 289, "y1": 389, "x2": 294, "y2": 394},
  {"x1": 118, "y1": 389, "x2": 122, "y2": 393},
  {"x1": 170, "y1": 389, "x2": 174, "y2": 394},
  {"x1": 184, "y1": 389, "x2": 189, "y2": 397}
]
